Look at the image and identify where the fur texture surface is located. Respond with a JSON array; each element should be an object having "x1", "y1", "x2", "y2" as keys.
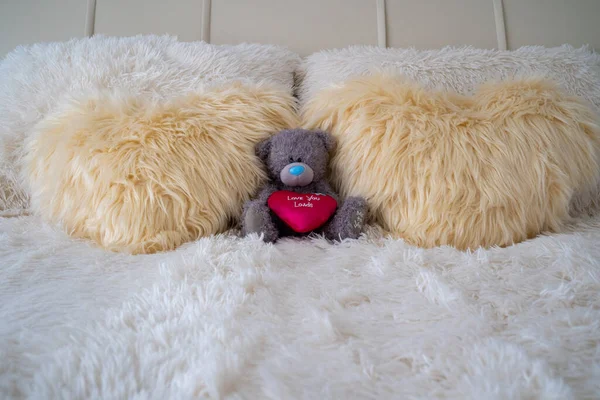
[
  {"x1": 0, "y1": 34, "x2": 301, "y2": 212},
  {"x1": 303, "y1": 75, "x2": 600, "y2": 250},
  {"x1": 22, "y1": 84, "x2": 298, "y2": 254},
  {"x1": 2, "y1": 214, "x2": 600, "y2": 399},
  {"x1": 296, "y1": 45, "x2": 600, "y2": 111}
]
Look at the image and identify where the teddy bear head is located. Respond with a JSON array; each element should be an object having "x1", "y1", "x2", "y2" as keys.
[{"x1": 256, "y1": 129, "x2": 335, "y2": 187}]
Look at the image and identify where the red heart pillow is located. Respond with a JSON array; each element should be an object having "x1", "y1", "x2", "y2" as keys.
[{"x1": 268, "y1": 190, "x2": 337, "y2": 233}]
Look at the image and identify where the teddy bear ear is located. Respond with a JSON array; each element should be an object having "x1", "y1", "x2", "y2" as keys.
[
  {"x1": 314, "y1": 130, "x2": 336, "y2": 153},
  {"x1": 255, "y1": 137, "x2": 272, "y2": 162}
]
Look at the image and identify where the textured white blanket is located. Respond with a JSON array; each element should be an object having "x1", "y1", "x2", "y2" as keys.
[
  {"x1": 1, "y1": 36, "x2": 600, "y2": 399},
  {"x1": 1, "y1": 214, "x2": 600, "y2": 399}
]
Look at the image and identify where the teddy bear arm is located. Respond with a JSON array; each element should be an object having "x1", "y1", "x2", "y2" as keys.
[
  {"x1": 241, "y1": 183, "x2": 280, "y2": 242},
  {"x1": 255, "y1": 183, "x2": 279, "y2": 203},
  {"x1": 314, "y1": 181, "x2": 339, "y2": 203},
  {"x1": 323, "y1": 196, "x2": 368, "y2": 241}
]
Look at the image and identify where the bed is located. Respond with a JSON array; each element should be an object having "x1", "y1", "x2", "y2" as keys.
[{"x1": 1, "y1": 1, "x2": 600, "y2": 399}]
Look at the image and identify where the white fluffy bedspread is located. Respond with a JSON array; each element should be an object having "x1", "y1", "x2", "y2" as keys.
[
  {"x1": 1, "y1": 37, "x2": 600, "y2": 399},
  {"x1": 2, "y1": 214, "x2": 600, "y2": 399}
]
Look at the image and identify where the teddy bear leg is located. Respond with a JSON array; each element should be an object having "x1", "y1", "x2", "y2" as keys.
[
  {"x1": 323, "y1": 196, "x2": 368, "y2": 241},
  {"x1": 242, "y1": 200, "x2": 280, "y2": 243}
]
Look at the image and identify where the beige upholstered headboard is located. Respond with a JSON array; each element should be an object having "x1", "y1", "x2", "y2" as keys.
[{"x1": 1, "y1": 0, "x2": 599, "y2": 57}]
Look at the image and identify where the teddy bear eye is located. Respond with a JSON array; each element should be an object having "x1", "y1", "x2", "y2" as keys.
[
  {"x1": 289, "y1": 157, "x2": 294, "y2": 163},
  {"x1": 296, "y1": 157, "x2": 303, "y2": 163}
]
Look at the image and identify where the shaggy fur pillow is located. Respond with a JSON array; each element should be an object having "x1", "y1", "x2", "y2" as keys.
[
  {"x1": 302, "y1": 75, "x2": 600, "y2": 250},
  {"x1": 0, "y1": 35, "x2": 300, "y2": 213},
  {"x1": 23, "y1": 84, "x2": 297, "y2": 253},
  {"x1": 297, "y1": 45, "x2": 600, "y2": 214}
]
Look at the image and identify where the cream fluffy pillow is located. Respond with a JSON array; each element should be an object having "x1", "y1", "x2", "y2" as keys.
[
  {"x1": 0, "y1": 35, "x2": 300, "y2": 213},
  {"x1": 303, "y1": 75, "x2": 600, "y2": 250},
  {"x1": 24, "y1": 84, "x2": 297, "y2": 254}
]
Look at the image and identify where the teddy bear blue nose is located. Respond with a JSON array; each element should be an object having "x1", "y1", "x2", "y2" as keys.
[{"x1": 289, "y1": 165, "x2": 305, "y2": 176}]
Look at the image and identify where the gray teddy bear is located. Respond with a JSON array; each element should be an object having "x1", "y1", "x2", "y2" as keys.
[{"x1": 242, "y1": 128, "x2": 367, "y2": 242}]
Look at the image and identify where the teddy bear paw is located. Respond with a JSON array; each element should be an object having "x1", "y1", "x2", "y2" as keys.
[
  {"x1": 343, "y1": 197, "x2": 367, "y2": 239},
  {"x1": 243, "y1": 204, "x2": 279, "y2": 243},
  {"x1": 325, "y1": 196, "x2": 367, "y2": 241}
]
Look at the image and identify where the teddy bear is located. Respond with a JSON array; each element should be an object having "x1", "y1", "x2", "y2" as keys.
[{"x1": 241, "y1": 128, "x2": 368, "y2": 242}]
